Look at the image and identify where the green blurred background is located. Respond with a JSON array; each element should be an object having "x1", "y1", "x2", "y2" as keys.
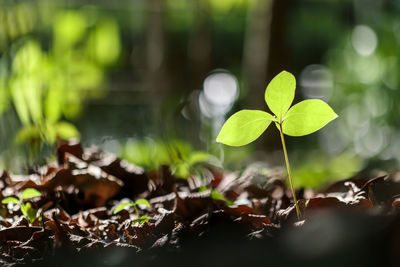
[{"x1": 1, "y1": 0, "x2": 399, "y2": 188}]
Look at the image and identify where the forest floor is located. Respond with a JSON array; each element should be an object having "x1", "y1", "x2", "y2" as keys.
[{"x1": 0, "y1": 140, "x2": 399, "y2": 267}]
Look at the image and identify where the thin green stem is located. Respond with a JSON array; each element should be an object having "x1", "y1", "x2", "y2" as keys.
[
  {"x1": 134, "y1": 204, "x2": 139, "y2": 218},
  {"x1": 278, "y1": 123, "x2": 302, "y2": 220}
]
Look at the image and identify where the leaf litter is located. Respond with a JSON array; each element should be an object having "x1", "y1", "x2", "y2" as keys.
[{"x1": 0, "y1": 140, "x2": 399, "y2": 266}]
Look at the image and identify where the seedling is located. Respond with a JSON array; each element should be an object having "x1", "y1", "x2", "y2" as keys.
[
  {"x1": 2, "y1": 188, "x2": 42, "y2": 224},
  {"x1": 122, "y1": 139, "x2": 213, "y2": 178},
  {"x1": 199, "y1": 185, "x2": 234, "y2": 206},
  {"x1": 113, "y1": 198, "x2": 151, "y2": 224},
  {"x1": 216, "y1": 71, "x2": 338, "y2": 220}
]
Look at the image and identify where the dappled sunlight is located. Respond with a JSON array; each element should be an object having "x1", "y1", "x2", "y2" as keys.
[
  {"x1": 1, "y1": 0, "x2": 400, "y2": 185},
  {"x1": 300, "y1": 64, "x2": 333, "y2": 101},
  {"x1": 0, "y1": 5, "x2": 121, "y2": 169},
  {"x1": 0, "y1": 1, "x2": 400, "y2": 265},
  {"x1": 199, "y1": 71, "x2": 239, "y2": 118},
  {"x1": 351, "y1": 25, "x2": 377, "y2": 56}
]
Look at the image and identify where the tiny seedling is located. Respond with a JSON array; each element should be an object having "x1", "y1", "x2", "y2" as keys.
[
  {"x1": 2, "y1": 188, "x2": 42, "y2": 224},
  {"x1": 113, "y1": 198, "x2": 151, "y2": 224},
  {"x1": 216, "y1": 71, "x2": 338, "y2": 220},
  {"x1": 199, "y1": 185, "x2": 234, "y2": 206}
]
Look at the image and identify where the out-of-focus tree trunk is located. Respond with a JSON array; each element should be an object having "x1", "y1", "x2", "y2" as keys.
[
  {"x1": 146, "y1": 0, "x2": 165, "y2": 89},
  {"x1": 145, "y1": 0, "x2": 170, "y2": 139},
  {"x1": 243, "y1": 0, "x2": 290, "y2": 153},
  {"x1": 188, "y1": 0, "x2": 212, "y2": 89},
  {"x1": 242, "y1": 0, "x2": 274, "y2": 110},
  {"x1": 267, "y1": 0, "x2": 289, "y2": 82}
]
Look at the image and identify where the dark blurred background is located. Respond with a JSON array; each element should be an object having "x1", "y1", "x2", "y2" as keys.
[{"x1": 1, "y1": 0, "x2": 399, "y2": 188}]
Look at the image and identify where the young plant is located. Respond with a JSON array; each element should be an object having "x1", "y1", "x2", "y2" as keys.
[
  {"x1": 122, "y1": 139, "x2": 213, "y2": 178},
  {"x1": 2, "y1": 188, "x2": 42, "y2": 223},
  {"x1": 113, "y1": 198, "x2": 151, "y2": 224},
  {"x1": 199, "y1": 185, "x2": 234, "y2": 206},
  {"x1": 216, "y1": 71, "x2": 338, "y2": 220}
]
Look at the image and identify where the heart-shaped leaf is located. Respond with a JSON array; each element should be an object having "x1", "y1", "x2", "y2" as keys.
[
  {"x1": 113, "y1": 201, "x2": 134, "y2": 214},
  {"x1": 282, "y1": 99, "x2": 338, "y2": 136},
  {"x1": 1, "y1": 197, "x2": 20, "y2": 204},
  {"x1": 265, "y1": 71, "x2": 296, "y2": 121},
  {"x1": 133, "y1": 215, "x2": 149, "y2": 224},
  {"x1": 216, "y1": 110, "x2": 276, "y2": 146},
  {"x1": 21, "y1": 202, "x2": 38, "y2": 224},
  {"x1": 20, "y1": 188, "x2": 42, "y2": 200},
  {"x1": 135, "y1": 198, "x2": 150, "y2": 207}
]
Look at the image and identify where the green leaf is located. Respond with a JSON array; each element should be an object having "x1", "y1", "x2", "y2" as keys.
[
  {"x1": 54, "y1": 121, "x2": 80, "y2": 140},
  {"x1": 44, "y1": 123, "x2": 57, "y2": 144},
  {"x1": 171, "y1": 162, "x2": 190, "y2": 178},
  {"x1": 20, "y1": 188, "x2": 42, "y2": 200},
  {"x1": 133, "y1": 215, "x2": 149, "y2": 224},
  {"x1": 20, "y1": 203, "x2": 27, "y2": 217},
  {"x1": 265, "y1": 71, "x2": 296, "y2": 121},
  {"x1": 210, "y1": 190, "x2": 234, "y2": 206},
  {"x1": 21, "y1": 202, "x2": 38, "y2": 224},
  {"x1": 10, "y1": 78, "x2": 31, "y2": 126},
  {"x1": 113, "y1": 201, "x2": 134, "y2": 214},
  {"x1": 2, "y1": 197, "x2": 19, "y2": 204},
  {"x1": 0, "y1": 77, "x2": 10, "y2": 116},
  {"x1": 54, "y1": 11, "x2": 86, "y2": 48},
  {"x1": 188, "y1": 151, "x2": 211, "y2": 165},
  {"x1": 198, "y1": 185, "x2": 207, "y2": 192},
  {"x1": 45, "y1": 88, "x2": 63, "y2": 123},
  {"x1": 282, "y1": 99, "x2": 338, "y2": 136},
  {"x1": 210, "y1": 190, "x2": 226, "y2": 201},
  {"x1": 25, "y1": 82, "x2": 43, "y2": 125},
  {"x1": 216, "y1": 110, "x2": 276, "y2": 146},
  {"x1": 88, "y1": 18, "x2": 121, "y2": 66},
  {"x1": 135, "y1": 198, "x2": 150, "y2": 207},
  {"x1": 15, "y1": 125, "x2": 42, "y2": 145}
]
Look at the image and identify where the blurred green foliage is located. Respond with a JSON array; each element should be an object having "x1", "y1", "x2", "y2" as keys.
[
  {"x1": 0, "y1": 3, "x2": 120, "y2": 159},
  {"x1": 1, "y1": 0, "x2": 400, "y2": 190},
  {"x1": 326, "y1": 22, "x2": 400, "y2": 160},
  {"x1": 2, "y1": 187, "x2": 42, "y2": 224},
  {"x1": 292, "y1": 151, "x2": 363, "y2": 188},
  {"x1": 121, "y1": 138, "x2": 218, "y2": 178},
  {"x1": 283, "y1": 1, "x2": 400, "y2": 188}
]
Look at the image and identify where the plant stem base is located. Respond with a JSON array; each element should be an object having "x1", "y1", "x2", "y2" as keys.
[{"x1": 278, "y1": 123, "x2": 302, "y2": 220}]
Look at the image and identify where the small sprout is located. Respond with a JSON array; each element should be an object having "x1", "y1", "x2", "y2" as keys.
[
  {"x1": 20, "y1": 188, "x2": 42, "y2": 200},
  {"x1": 1, "y1": 188, "x2": 42, "y2": 224},
  {"x1": 21, "y1": 202, "x2": 38, "y2": 223},
  {"x1": 198, "y1": 185, "x2": 207, "y2": 192},
  {"x1": 133, "y1": 215, "x2": 149, "y2": 224},
  {"x1": 134, "y1": 198, "x2": 151, "y2": 207},
  {"x1": 199, "y1": 186, "x2": 233, "y2": 206},
  {"x1": 113, "y1": 198, "x2": 151, "y2": 225},
  {"x1": 210, "y1": 190, "x2": 234, "y2": 206},
  {"x1": 217, "y1": 71, "x2": 338, "y2": 220},
  {"x1": 113, "y1": 201, "x2": 134, "y2": 214},
  {"x1": 2, "y1": 197, "x2": 19, "y2": 204}
]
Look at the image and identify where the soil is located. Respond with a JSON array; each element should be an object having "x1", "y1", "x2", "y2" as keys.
[{"x1": 0, "y1": 140, "x2": 399, "y2": 267}]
